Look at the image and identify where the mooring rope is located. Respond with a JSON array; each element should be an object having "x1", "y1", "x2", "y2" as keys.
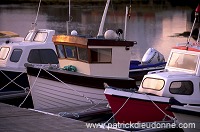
[
  {"x1": 144, "y1": 93, "x2": 176, "y2": 121},
  {"x1": 19, "y1": 66, "x2": 42, "y2": 107},
  {"x1": 0, "y1": 70, "x2": 26, "y2": 91},
  {"x1": 42, "y1": 68, "x2": 95, "y2": 105},
  {"x1": 59, "y1": 98, "x2": 107, "y2": 118},
  {"x1": 103, "y1": 90, "x2": 134, "y2": 128}
]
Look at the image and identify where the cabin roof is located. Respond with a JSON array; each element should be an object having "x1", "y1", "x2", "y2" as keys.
[{"x1": 52, "y1": 35, "x2": 136, "y2": 47}]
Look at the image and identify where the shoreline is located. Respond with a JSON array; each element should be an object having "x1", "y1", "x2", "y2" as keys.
[
  {"x1": 0, "y1": 0, "x2": 131, "y2": 5},
  {"x1": 0, "y1": 0, "x2": 199, "y2": 7}
]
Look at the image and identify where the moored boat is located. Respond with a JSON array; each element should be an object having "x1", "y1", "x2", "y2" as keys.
[
  {"x1": 0, "y1": 29, "x2": 58, "y2": 96},
  {"x1": 104, "y1": 4, "x2": 200, "y2": 123},
  {"x1": 26, "y1": 30, "x2": 137, "y2": 110}
]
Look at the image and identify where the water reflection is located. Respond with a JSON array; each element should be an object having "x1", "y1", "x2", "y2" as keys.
[{"x1": 0, "y1": 3, "x2": 194, "y2": 60}]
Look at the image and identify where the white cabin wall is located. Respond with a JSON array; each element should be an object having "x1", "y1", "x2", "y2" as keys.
[
  {"x1": 59, "y1": 59, "x2": 91, "y2": 75},
  {"x1": 89, "y1": 47, "x2": 131, "y2": 78}
]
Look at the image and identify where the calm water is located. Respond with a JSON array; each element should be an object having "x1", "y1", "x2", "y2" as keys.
[{"x1": 0, "y1": 3, "x2": 195, "y2": 60}]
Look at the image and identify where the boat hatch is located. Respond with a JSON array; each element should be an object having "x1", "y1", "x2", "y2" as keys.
[
  {"x1": 24, "y1": 30, "x2": 48, "y2": 42},
  {"x1": 0, "y1": 47, "x2": 10, "y2": 60},
  {"x1": 167, "y1": 52, "x2": 198, "y2": 71}
]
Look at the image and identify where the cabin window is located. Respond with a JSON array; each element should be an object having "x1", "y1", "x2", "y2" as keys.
[
  {"x1": 169, "y1": 81, "x2": 193, "y2": 95},
  {"x1": 168, "y1": 52, "x2": 197, "y2": 71},
  {"x1": 24, "y1": 31, "x2": 35, "y2": 41},
  {"x1": 64, "y1": 45, "x2": 77, "y2": 59},
  {"x1": 90, "y1": 48, "x2": 112, "y2": 63},
  {"x1": 10, "y1": 49, "x2": 22, "y2": 62},
  {"x1": 28, "y1": 49, "x2": 58, "y2": 64},
  {"x1": 77, "y1": 47, "x2": 88, "y2": 62},
  {"x1": 142, "y1": 77, "x2": 164, "y2": 90},
  {"x1": 33, "y1": 32, "x2": 47, "y2": 42},
  {"x1": 56, "y1": 45, "x2": 65, "y2": 58},
  {"x1": 0, "y1": 47, "x2": 10, "y2": 60}
]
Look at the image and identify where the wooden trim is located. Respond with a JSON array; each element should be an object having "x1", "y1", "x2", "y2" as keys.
[
  {"x1": 53, "y1": 35, "x2": 136, "y2": 47},
  {"x1": 53, "y1": 35, "x2": 88, "y2": 46}
]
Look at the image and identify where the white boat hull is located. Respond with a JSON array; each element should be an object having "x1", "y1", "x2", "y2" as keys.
[{"x1": 29, "y1": 75, "x2": 107, "y2": 110}]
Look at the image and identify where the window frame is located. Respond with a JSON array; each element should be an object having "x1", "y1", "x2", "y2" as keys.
[
  {"x1": 0, "y1": 47, "x2": 10, "y2": 60},
  {"x1": 169, "y1": 80, "x2": 194, "y2": 95},
  {"x1": 141, "y1": 77, "x2": 165, "y2": 91},
  {"x1": 10, "y1": 48, "x2": 23, "y2": 62}
]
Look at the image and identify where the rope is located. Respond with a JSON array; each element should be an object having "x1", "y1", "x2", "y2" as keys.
[
  {"x1": 42, "y1": 68, "x2": 95, "y2": 105},
  {"x1": 19, "y1": 66, "x2": 42, "y2": 107},
  {"x1": 0, "y1": 70, "x2": 26, "y2": 91},
  {"x1": 144, "y1": 93, "x2": 176, "y2": 121},
  {"x1": 103, "y1": 91, "x2": 134, "y2": 128},
  {"x1": 59, "y1": 98, "x2": 107, "y2": 118}
]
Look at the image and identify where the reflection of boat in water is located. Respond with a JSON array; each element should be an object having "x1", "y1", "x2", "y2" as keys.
[
  {"x1": 104, "y1": 4, "x2": 200, "y2": 124},
  {"x1": 0, "y1": 29, "x2": 58, "y2": 98},
  {"x1": 129, "y1": 48, "x2": 166, "y2": 81}
]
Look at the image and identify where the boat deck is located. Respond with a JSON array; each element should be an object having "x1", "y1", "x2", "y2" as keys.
[{"x1": 0, "y1": 103, "x2": 116, "y2": 132}]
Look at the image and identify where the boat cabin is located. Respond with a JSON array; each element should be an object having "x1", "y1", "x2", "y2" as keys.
[
  {"x1": 0, "y1": 29, "x2": 58, "y2": 72},
  {"x1": 53, "y1": 31, "x2": 136, "y2": 78},
  {"x1": 138, "y1": 44, "x2": 200, "y2": 105}
]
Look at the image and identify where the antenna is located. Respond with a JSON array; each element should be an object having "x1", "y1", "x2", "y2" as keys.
[
  {"x1": 187, "y1": 4, "x2": 200, "y2": 45},
  {"x1": 66, "y1": 0, "x2": 71, "y2": 35},
  {"x1": 32, "y1": 0, "x2": 42, "y2": 30}
]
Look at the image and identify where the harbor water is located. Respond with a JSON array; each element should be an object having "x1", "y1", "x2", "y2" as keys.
[{"x1": 0, "y1": 3, "x2": 196, "y2": 61}]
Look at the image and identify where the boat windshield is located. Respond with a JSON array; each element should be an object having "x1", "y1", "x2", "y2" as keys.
[
  {"x1": 168, "y1": 52, "x2": 198, "y2": 71},
  {"x1": 142, "y1": 77, "x2": 165, "y2": 90}
]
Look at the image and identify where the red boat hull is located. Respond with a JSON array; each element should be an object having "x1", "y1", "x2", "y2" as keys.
[{"x1": 105, "y1": 94, "x2": 174, "y2": 123}]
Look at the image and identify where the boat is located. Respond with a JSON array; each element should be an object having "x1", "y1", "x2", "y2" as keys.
[
  {"x1": 0, "y1": 29, "x2": 58, "y2": 97},
  {"x1": 25, "y1": 0, "x2": 138, "y2": 110},
  {"x1": 104, "y1": 4, "x2": 200, "y2": 123},
  {"x1": 0, "y1": 31, "x2": 23, "y2": 44},
  {"x1": 129, "y1": 47, "x2": 166, "y2": 81},
  {"x1": 168, "y1": 105, "x2": 200, "y2": 132}
]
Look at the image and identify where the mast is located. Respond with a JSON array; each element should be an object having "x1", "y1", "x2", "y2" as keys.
[
  {"x1": 97, "y1": 0, "x2": 111, "y2": 37},
  {"x1": 124, "y1": 6, "x2": 129, "y2": 40},
  {"x1": 187, "y1": 4, "x2": 200, "y2": 45},
  {"x1": 66, "y1": 0, "x2": 71, "y2": 35}
]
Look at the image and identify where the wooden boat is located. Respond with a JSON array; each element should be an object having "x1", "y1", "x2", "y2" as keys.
[{"x1": 26, "y1": 31, "x2": 137, "y2": 110}]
